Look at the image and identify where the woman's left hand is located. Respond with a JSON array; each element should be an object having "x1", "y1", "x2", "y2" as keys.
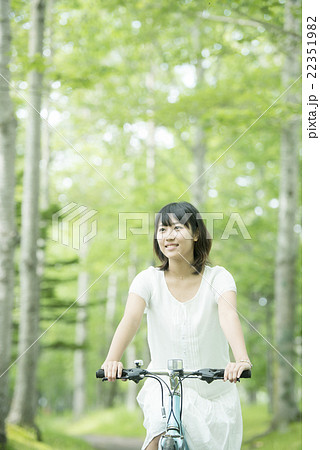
[{"x1": 224, "y1": 361, "x2": 251, "y2": 383}]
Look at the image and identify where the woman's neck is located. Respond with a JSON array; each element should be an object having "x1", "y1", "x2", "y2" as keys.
[{"x1": 167, "y1": 260, "x2": 199, "y2": 279}]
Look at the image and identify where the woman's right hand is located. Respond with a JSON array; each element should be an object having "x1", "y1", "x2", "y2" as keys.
[{"x1": 101, "y1": 360, "x2": 123, "y2": 382}]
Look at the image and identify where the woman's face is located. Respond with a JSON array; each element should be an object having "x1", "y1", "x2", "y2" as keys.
[{"x1": 156, "y1": 214, "x2": 197, "y2": 263}]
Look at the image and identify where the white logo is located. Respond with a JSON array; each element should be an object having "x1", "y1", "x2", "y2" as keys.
[
  {"x1": 52, "y1": 203, "x2": 98, "y2": 250},
  {"x1": 118, "y1": 212, "x2": 251, "y2": 240}
]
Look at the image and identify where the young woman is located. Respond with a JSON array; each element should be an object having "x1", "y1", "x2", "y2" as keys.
[{"x1": 101, "y1": 201, "x2": 252, "y2": 450}]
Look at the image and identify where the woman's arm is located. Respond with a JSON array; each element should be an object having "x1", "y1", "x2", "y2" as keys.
[
  {"x1": 218, "y1": 290, "x2": 252, "y2": 383},
  {"x1": 101, "y1": 292, "x2": 146, "y2": 381}
]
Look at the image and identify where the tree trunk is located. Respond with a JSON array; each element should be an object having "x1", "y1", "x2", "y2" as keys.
[
  {"x1": 0, "y1": 0, "x2": 17, "y2": 444},
  {"x1": 191, "y1": 125, "x2": 206, "y2": 211},
  {"x1": 190, "y1": 24, "x2": 207, "y2": 211},
  {"x1": 8, "y1": 0, "x2": 46, "y2": 429},
  {"x1": 145, "y1": 68, "x2": 156, "y2": 207},
  {"x1": 40, "y1": 108, "x2": 50, "y2": 211},
  {"x1": 126, "y1": 343, "x2": 137, "y2": 411},
  {"x1": 126, "y1": 254, "x2": 138, "y2": 411},
  {"x1": 272, "y1": 0, "x2": 301, "y2": 428},
  {"x1": 72, "y1": 241, "x2": 89, "y2": 417},
  {"x1": 146, "y1": 119, "x2": 155, "y2": 203},
  {"x1": 103, "y1": 273, "x2": 118, "y2": 407},
  {"x1": 266, "y1": 301, "x2": 274, "y2": 414},
  {"x1": 39, "y1": 0, "x2": 54, "y2": 213}
]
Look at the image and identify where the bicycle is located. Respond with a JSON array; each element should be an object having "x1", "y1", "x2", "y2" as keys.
[{"x1": 96, "y1": 359, "x2": 251, "y2": 450}]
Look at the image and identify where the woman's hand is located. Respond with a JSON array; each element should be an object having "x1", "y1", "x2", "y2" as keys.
[
  {"x1": 101, "y1": 360, "x2": 123, "y2": 382},
  {"x1": 224, "y1": 361, "x2": 252, "y2": 383}
]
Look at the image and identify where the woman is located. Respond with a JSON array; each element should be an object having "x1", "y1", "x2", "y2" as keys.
[{"x1": 101, "y1": 201, "x2": 252, "y2": 450}]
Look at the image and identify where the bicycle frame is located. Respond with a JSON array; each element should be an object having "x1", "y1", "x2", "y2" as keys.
[{"x1": 158, "y1": 367, "x2": 189, "y2": 450}]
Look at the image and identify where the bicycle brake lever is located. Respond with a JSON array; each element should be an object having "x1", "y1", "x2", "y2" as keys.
[
  {"x1": 193, "y1": 368, "x2": 214, "y2": 383},
  {"x1": 195, "y1": 368, "x2": 225, "y2": 383},
  {"x1": 195, "y1": 368, "x2": 251, "y2": 384},
  {"x1": 122, "y1": 368, "x2": 147, "y2": 384}
]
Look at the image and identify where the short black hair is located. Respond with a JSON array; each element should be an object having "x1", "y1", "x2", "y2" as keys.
[{"x1": 153, "y1": 201, "x2": 212, "y2": 274}]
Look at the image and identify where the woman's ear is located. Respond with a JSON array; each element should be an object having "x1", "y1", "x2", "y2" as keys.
[{"x1": 194, "y1": 230, "x2": 199, "y2": 242}]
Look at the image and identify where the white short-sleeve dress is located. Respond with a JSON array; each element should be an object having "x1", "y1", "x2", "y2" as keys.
[{"x1": 128, "y1": 265, "x2": 242, "y2": 450}]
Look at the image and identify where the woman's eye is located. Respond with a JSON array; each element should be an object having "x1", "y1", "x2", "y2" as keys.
[{"x1": 158, "y1": 225, "x2": 182, "y2": 232}]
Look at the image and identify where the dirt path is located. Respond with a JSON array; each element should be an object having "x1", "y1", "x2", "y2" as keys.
[{"x1": 81, "y1": 434, "x2": 144, "y2": 450}]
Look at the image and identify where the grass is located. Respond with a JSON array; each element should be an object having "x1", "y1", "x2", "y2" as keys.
[
  {"x1": 242, "y1": 403, "x2": 302, "y2": 450},
  {"x1": 37, "y1": 407, "x2": 145, "y2": 438},
  {"x1": 242, "y1": 422, "x2": 302, "y2": 450},
  {"x1": 6, "y1": 403, "x2": 301, "y2": 449},
  {"x1": 243, "y1": 403, "x2": 271, "y2": 440},
  {"x1": 6, "y1": 423, "x2": 93, "y2": 450}
]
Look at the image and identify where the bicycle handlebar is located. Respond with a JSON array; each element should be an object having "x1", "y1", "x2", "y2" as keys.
[{"x1": 96, "y1": 367, "x2": 251, "y2": 383}]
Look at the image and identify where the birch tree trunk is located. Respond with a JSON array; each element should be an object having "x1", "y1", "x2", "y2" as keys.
[
  {"x1": 191, "y1": 125, "x2": 206, "y2": 211},
  {"x1": 40, "y1": 0, "x2": 54, "y2": 213},
  {"x1": 272, "y1": 0, "x2": 301, "y2": 428},
  {"x1": 37, "y1": 0, "x2": 53, "y2": 311},
  {"x1": 103, "y1": 273, "x2": 118, "y2": 407},
  {"x1": 145, "y1": 68, "x2": 156, "y2": 208},
  {"x1": 190, "y1": 24, "x2": 207, "y2": 211},
  {"x1": 0, "y1": 0, "x2": 17, "y2": 444},
  {"x1": 126, "y1": 343, "x2": 137, "y2": 411},
  {"x1": 146, "y1": 119, "x2": 155, "y2": 202},
  {"x1": 72, "y1": 241, "x2": 89, "y2": 417},
  {"x1": 126, "y1": 253, "x2": 138, "y2": 411},
  {"x1": 8, "y1": 0, "x2": 46, "y2": 429}
]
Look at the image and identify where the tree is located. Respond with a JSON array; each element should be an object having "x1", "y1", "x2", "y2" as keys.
[
  {"x1": 8, "y1": 0, "x2": 46, "y2": 431},
  {"x1": 72, "y1": 239, "x2": 89, "y2": 417},
  {"x1": 104, "y1": 273, "x2": 119, "y2": 407},
  {"x1": 126, "y1": 249, "x2": 138, "y2": 411},
  {"x1": 189, "y1": 22, "x2": 207, "y2": 211},
  {"x1": 272, "y1": 0, "x2": 301, "y2": 428},
  {"x1": 0, "y1": 0, "x2": 17, "y2": 445}
]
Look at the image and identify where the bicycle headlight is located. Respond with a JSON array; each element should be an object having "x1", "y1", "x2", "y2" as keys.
[{"x1": 167, "y1": 359, "x2": 183, "y2": 371}]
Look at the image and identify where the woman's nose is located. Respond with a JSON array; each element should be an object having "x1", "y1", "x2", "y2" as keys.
[{"x1": 166, "y1": 228, "x2": 177, "y2": 238}]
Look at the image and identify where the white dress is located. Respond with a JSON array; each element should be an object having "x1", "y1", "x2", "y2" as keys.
[{"x1": 128, "y1": 265, "x2": 243, "y2": 450}]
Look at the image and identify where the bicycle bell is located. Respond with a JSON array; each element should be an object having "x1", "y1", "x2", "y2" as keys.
[{"x1": 134, "y1": 360, "x2": 144, "y2": 368}]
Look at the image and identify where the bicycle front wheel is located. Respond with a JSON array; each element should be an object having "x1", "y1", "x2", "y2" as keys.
[{"x1": 159, "y1": 435, "x2": 186, "y2": 450}]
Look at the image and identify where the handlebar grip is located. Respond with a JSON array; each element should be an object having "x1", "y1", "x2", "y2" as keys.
[
  {"x1": 214, "y1": 369, "x2": 252, "y2": 378},
  {"x1": 96, "y1": 369, "x2": 105, "y2": 378},
  {"x1": 240, "y1": 369, "x2": 251, "y2": 378},
  {"x1": 96, "y1": 368, "x2": 130, "y2": 380}
]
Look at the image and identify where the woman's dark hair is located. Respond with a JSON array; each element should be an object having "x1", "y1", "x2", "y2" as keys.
[{"x1": 153, "y1": 201, "x2": 212, "y2": 274}]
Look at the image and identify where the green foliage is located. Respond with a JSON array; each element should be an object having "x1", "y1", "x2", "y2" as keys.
[{"x1": 8, "y1": 0, "x2": 301, "y2": 419}]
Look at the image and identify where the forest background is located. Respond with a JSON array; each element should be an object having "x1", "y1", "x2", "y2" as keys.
[{"x1": 0, "y1": 0, "x2": 302, "y2": 448}]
